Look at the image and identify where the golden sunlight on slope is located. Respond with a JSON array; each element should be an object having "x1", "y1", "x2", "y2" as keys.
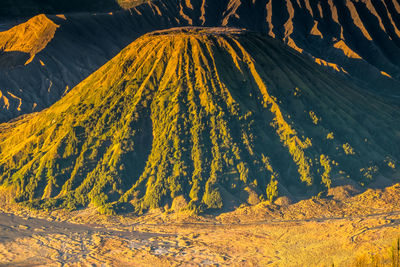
[
  {"x1": 381, "y1": 71, "x2": 393, "y2": 78},
  {"x1": 310, "y1": 21, "x2": 323, "y2": 38},
  {"x1": 344, "y1": 0, "x2": 373, "y2": 41},
  {"x1": 333, "y1": 40, "x2": 362, "y2": 59},
  {"x1": 117, "y1": 0, "x2": 149, "y2": 9},
  {"x1": 0, "y1": 90, "x2": 24, "y2": 111},
  {"x1": 0, "y1": 14, "x2": 59, "y2": 65},
  {"x1": 0, "y1": 91, "x2": 10, "y2": 110},
  {"x1": 314, "y1": 57, "x2": 348, "y2": 74}
]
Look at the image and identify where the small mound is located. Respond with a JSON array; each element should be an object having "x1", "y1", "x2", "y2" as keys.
[{"x1": 327, "y1": 185, "x2": 361, "y2": 201}]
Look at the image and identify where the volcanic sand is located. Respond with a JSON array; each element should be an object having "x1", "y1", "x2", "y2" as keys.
[{"x1": 0, "y1": 184, "x2": 400, "y2": 266}]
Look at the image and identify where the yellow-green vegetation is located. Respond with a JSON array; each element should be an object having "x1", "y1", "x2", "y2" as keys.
[
  {"x1": 352, "y1": 238, "x2": 400, "y2": 267},
  {"x1": 0, "y1": 27, "x2": 398, "y2": 214},
  {"x1": 320, "y1": 155, "x2": 332, "y2": 189},
  {"x1": 360, "y1": 165, "x2": 379, "y2": 180},
  {"x1": 386, "y1": 157, "x2": 396, "y2": 169},
  {"x1": 309, "y1": 111, "x2": 320, "y2": 125},
  {"x1": 343, "y1": 143, "x2": 356, "y2": 155}
]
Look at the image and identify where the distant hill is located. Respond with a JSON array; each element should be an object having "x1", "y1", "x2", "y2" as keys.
[
  {"x1": 0, "y1": 28, "x2": 398, "y2": 214},
  {"x1": 0, "y1": 0, "x2": 120, "y2": 18}
]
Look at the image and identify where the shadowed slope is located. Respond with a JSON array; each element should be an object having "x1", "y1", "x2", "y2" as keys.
[
  {"x1": 0, "y1": 27, "x2": 398, "y2": 214},
  {"x1": 0, "y1": 0, "x2": 120, "y2": 18}
]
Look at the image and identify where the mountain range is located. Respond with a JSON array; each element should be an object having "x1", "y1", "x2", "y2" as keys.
[{"x1": 1, "y1": 0, "x2": 400, "y2": 123}]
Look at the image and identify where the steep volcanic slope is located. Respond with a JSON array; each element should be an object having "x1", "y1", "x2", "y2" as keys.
[
  {"x1": 1, "y1": 0, "x2": 400, "y2": 122},
  {"x1": 0, "y1": 28, "x2": 398, "y2": 214}
]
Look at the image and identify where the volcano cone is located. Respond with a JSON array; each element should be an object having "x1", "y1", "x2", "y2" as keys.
[{"x1": 0, "y1": 27, "x2": 398, "y2": 214}]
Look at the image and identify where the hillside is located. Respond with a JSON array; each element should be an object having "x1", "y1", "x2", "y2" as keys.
[
  {"x1": 0, "y1": 9, "x2": 183, "y2": 122},
  {"x1": 0, "y1": 0, "x2": 120, "y2": 18},
  {"x1": 0, "y1": 27, "x2": 398, "y2": 214},
  {"x1": 1, "y1": 0, "x2": 400, "y2": 122}
]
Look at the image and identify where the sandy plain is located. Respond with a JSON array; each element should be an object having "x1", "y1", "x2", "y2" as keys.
[{"x1": 0, "y1": 184, "x2": 400, "y2": 266}]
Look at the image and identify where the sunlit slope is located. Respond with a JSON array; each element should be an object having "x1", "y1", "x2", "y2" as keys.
[
  {"x1": 0, "y1": 14, "x2": 58, "y2": 65},
  {"x1": 0, "y1": 11, "x2": 182, "y2": 122},
  {"x1": 0, "y1": 28, "x2": 398, "y2": 214}
]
